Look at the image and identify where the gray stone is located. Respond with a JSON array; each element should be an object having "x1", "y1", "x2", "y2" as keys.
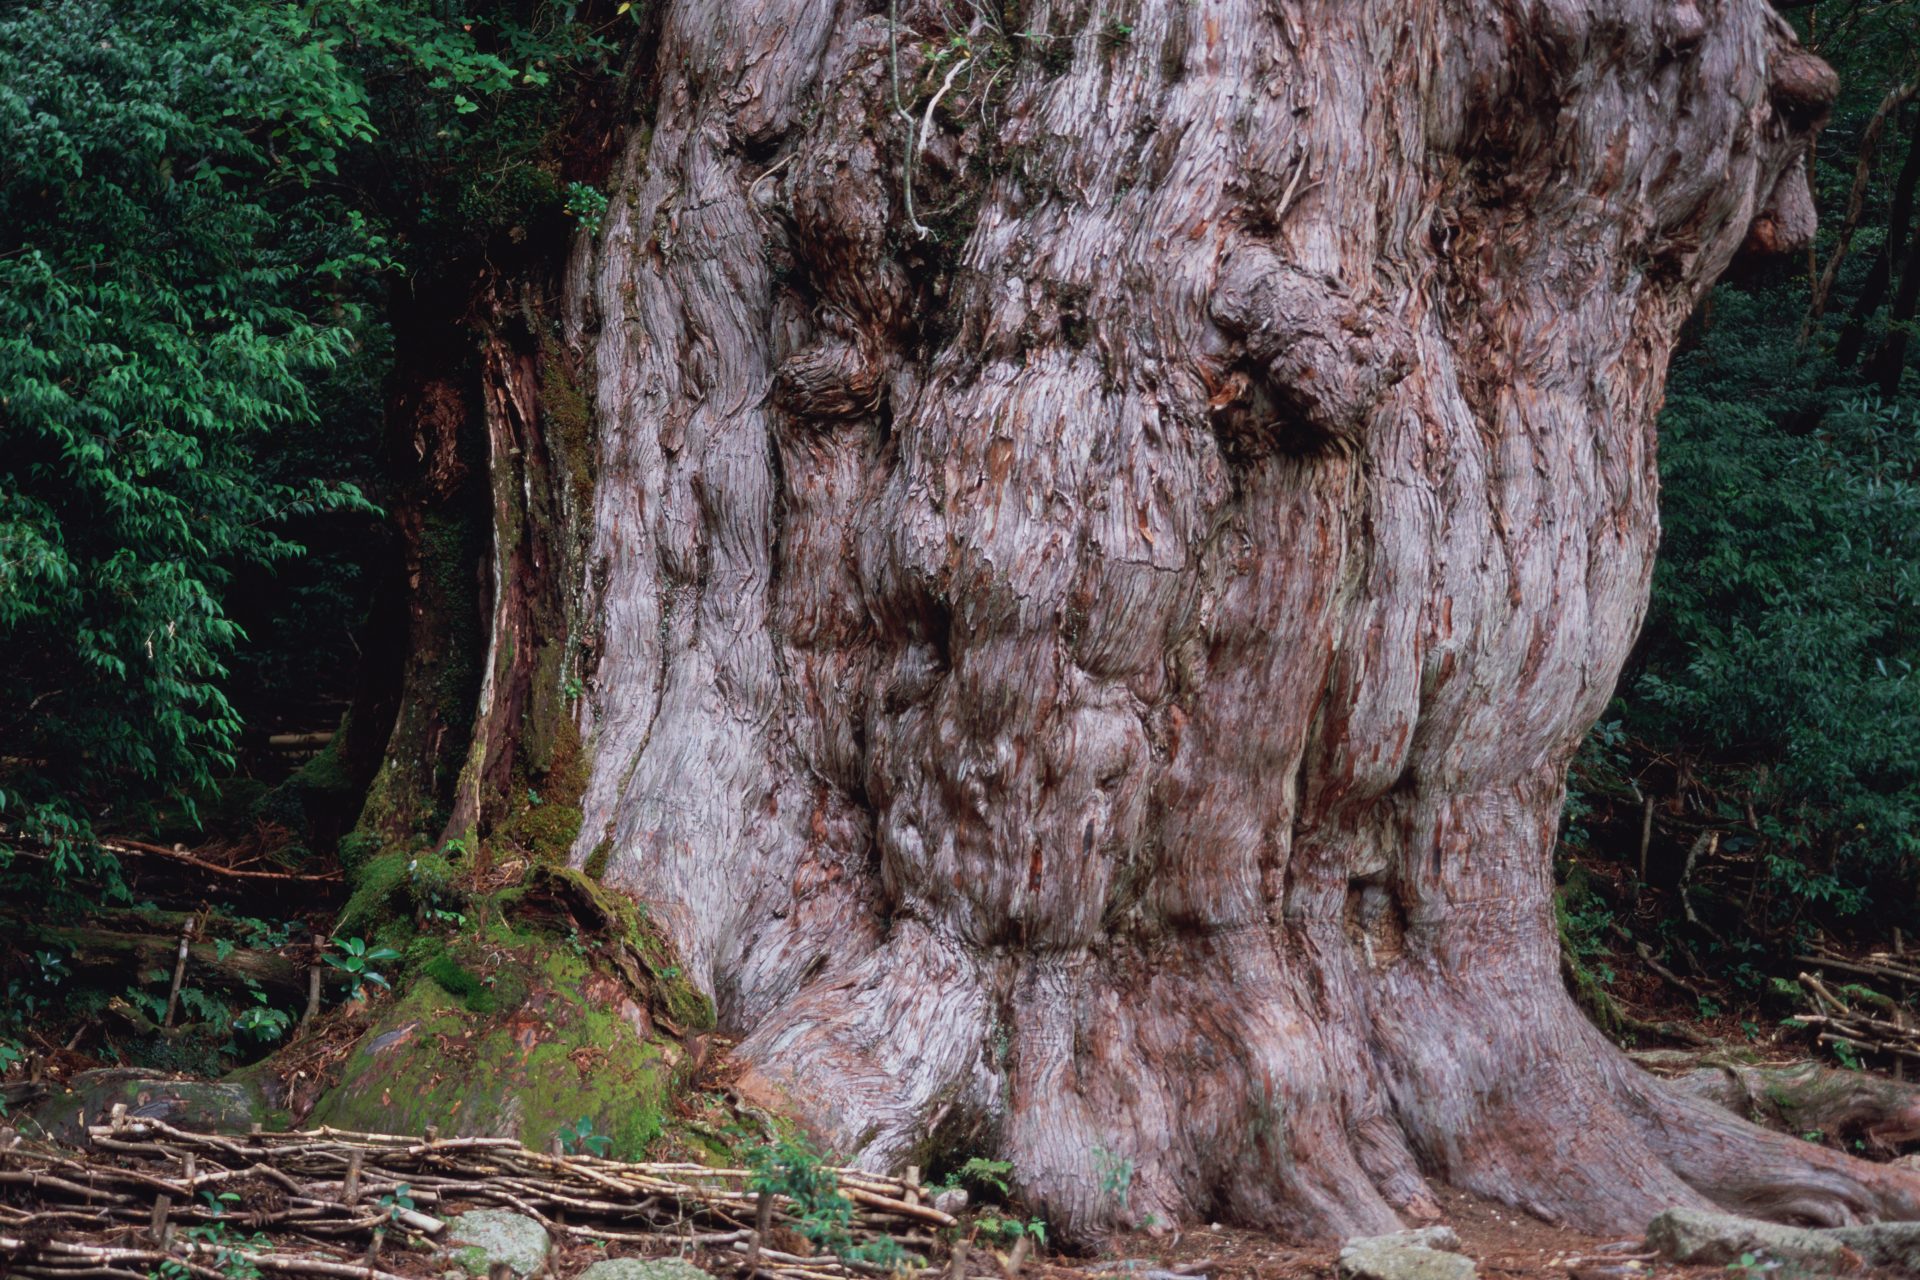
[
  {"x1": 1374, "y1": 1227, "x2": 1463, "y2": 1253},
  {"x1": 444, "y1": 1208, "x2": 551, "y2": 1278},
  {"x1": 1645, "y1": 1208, "x2": 1863, "y2": 1273},
  {"x1": 1828, "y1": 1221, "x2": 1920, "y2": 1273},
  {"x1": 931, "y1": 1186, "x2": 969, "y2": 1215},
  {"x1": 1337, "y1": 1228, "x2": 1476, "y2": 1280},
  {"x1": 577, "y1": 1259, "x2": 716, "y2": 1280}
]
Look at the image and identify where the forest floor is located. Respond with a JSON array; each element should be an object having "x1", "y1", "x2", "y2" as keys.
[
  {"x1": 5, "y1": 826, "x2": 1916, "y2": 1279},
  {"x1": 444, "y1": 1185, "x2": 1722, "y2": 1280}
]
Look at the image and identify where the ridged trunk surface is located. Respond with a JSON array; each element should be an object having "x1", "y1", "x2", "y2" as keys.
[{"x1": 536, "y1": 0, "x2": 1920, "y2": 1242}]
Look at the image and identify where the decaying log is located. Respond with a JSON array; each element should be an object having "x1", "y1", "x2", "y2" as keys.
[{"x1": 24, "y1": 926, "x2": 323, "y2": 1003}]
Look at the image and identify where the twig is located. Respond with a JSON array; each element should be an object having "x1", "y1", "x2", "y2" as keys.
[
  {"x1": 1804, "y1": 79, "x2": 1919, "y2": 336},
  {"x1": 161, "y1": 922, "x2": 193, "y2": 1029},
  {"x1": 889, "y1": 0, "x2": 933, "y2": 239}
]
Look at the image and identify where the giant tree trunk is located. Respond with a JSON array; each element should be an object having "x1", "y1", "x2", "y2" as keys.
[{"x1": 383, "y1": 0, "x2": 1920, "y2": 1245}]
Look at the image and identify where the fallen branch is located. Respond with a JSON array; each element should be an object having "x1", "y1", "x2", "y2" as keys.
[{"x1": 100, "y1": 837, "x2": 343, "y2": 884}]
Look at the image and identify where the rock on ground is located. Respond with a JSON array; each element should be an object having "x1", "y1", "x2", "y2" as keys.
[
  {"x1": 577, "y1": 1259, "x2": 716, "y2": 1280},
  {"x1": 1646, "y1": 1206, "x2": 1920, "y2": 1274},
  {"x1": 1337, "y1": 1227, "x2": 1478, "y2": 1280},
  {"x1": 444, "y1": 1208, "x2": 551, "y2": 1278}
]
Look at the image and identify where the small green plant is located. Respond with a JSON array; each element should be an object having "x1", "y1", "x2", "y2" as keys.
[
  {"x1": 325, "y1": 936, "x2": 400, "y2": 1000},
  {"x1": 954, "y1": 1156, "x2": 1014, "y2": 1196},
  {"x1": 977, "y1": 1215, "x2": 1048, "y2": 1247},
  {"x1": 1093, "y1": 1144, "x2": 1133, "y2": 1208},
  {"x1": 564, "y1": 675, "x2": 586, "y2": 702},
  {"x1": 558, "y1": 1115, "x2": 612, "y2": 1157},
  {"x1": 376, "y1": 1182, "x2": 415, "y2": 1222},
  {"x1": 1830, "y1": 1038, "x2": 1864, "y2": 1071},
  {"x1": 564, "y1": 182, "x2": 609, "y2": 236},
  {"x1": 1728, "y1": 1249, "x2": 1780, "y2": 1277},
  {"x1": 748, "y1": 1135, "x2": 856, "y2": 1255},
  {"x1": 238, "y1": 917, "x2": 293, "y2": 952},
  {"x1": 184, "y1": 1190, "x2": 267, "y2": 1280},
  {"x1": 232, "y1": 987, "x2": 291, "y2": 1045}
]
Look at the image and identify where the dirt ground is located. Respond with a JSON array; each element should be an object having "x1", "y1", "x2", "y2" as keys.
[{"x1": 513, "y1": 1185, "x2": 1726, "y2": 1280}]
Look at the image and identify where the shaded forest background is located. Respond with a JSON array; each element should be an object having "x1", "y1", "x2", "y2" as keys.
[{"x1": 2, "y1": 0, "x2": 1919, "y2": 1088}]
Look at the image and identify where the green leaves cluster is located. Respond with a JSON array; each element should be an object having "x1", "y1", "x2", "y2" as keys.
[
  {"x1": 746, "y1": 1135, "x2": 908, "y2": 1267},
  {"x1": 1569, "y1": 0, "x2": 1920, "y2": 952},
  {"x1": 0, "y1": 0, "x2": 383, "y2": 865},
  {"x1": 1647, "y1": 302, "x2": 1920, "y2": 890},
  {"x1": 0, "y1": 0, "x2": 619, "y2": 880}
]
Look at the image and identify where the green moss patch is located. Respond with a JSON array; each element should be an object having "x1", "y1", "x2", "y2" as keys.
[
  {"x1": 309, "y1": 941, "x2": 676, "y2": 1159},
  {"x1": 510, "y1": 866, "x2": 714, "y2": 1032},
  {"x1": 501, "y1": 713, "x2": 588, "y2": 862}
]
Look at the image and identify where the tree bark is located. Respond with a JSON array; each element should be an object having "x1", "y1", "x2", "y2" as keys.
[{"x1": 377, "y1": 0, "x2": 1920, "y2": 1245}]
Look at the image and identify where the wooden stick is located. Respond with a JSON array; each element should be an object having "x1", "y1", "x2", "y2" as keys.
[
  {"x1": 161, "y1": 925, "x2": 192, "y2": 1029},
  {"x1": 147, "y1": 1193, "x2": 169, "y2": 1244},
  {"x1": 745, "y1": 1187, "x2": 774, "y2": 1275}
]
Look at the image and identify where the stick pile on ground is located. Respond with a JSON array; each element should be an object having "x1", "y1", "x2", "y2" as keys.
[
  {"x1": 1796, "y1": 958, "x2": 1920, "y2": 1068},
  {"x1": 0, "y1": 1112, "x2": 962, "y2": 1280}
]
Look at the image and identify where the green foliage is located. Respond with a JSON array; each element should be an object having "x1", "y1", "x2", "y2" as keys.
[
  {"x1": 1728, "y1": 1251, "x2": 1781, "y2": 1279},
  {"x1": 1645, "y1": 300, "x2": 1920, "y2": 888},
  {"x1": 951, "y1": 1156, "x2": 1014, "y2": 1197},
  {"x1": 0, "y1": 0, "x2": 383, "y2": 869},
  {"x1": 557, "y1": 1114, "x2": 612, "y2": 1156},
  {"x1": 184, "y1": 1190, "x2": 268, "y2": 1280},
  {"x1": 976, "y1": 1214, "x2": 1048, "y2": 1247},
  {"x1": 563, "y1": 182, "x2": 610, "y2": 236},
  {"x1": 0, "y1": 0, "x2": 622, "y2": 894},
  {"x1": 748, "y1": 1134, "x2": 858, "y2": 1256},
  {"x1": 232, "y1": 985, "x2": 292, "y2": 1045},
  {"x1": 325, "y1": 935, "x2": 400, "y2": 999},
  {"x1": 376, "y1": 1182, "x2": 415, "y2": 1223},
  {"x1": 1561, "y1": 0, "x2": 1920, "y2": 983}
]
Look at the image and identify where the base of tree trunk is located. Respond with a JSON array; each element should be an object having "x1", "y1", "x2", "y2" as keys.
[{"x1": 341, "y1": 0, "x2": 1920, "y2": 1245}]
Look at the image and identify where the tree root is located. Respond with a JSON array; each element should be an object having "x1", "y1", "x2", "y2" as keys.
[{"x1": 1664, "y1": 1059, "x2": 1920, "y2": 1154}]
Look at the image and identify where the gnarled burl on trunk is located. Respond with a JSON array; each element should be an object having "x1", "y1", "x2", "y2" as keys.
[{"x1": 523, "y1": 0, "x2": 1918, "y2": 1242}]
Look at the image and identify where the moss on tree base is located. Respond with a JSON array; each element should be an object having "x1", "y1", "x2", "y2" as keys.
[
  {"x1": 311, "y1": 943, "x2": 673, "y2": 1157},
  {"x1": 308, "y1": 870, "x2": 719, "y2": 1160}
]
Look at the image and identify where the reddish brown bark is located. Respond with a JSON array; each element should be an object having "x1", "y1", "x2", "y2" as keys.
[{"x1": 400, "y1": 0, "x2": 1920, "y2": 1245}]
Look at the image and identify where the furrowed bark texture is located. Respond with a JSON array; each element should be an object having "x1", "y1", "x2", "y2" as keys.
[{"x1": 557, "y1": 0, "x2": 1920, "y2": 1241}]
